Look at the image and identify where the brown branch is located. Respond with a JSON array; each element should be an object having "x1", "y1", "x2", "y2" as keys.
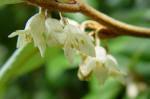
[
  {"x1": 78, "y1": 0, "x2": 150, "y2": 38},
  {"x1": 26, "y1": 0, "x2": 80, "y2": 12},
  {"x1": 25, "y1": 0, "x2": 150, "y2": 38},
  {"x1": 97, "y1": 28, "x2": 120, "y2": 39},
  {"x1": 81, "y1": 20, "x2": 120, "y2": 39}
]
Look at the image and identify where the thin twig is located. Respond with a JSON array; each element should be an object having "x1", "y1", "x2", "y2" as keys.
[{"x1": 81, "y1": 20, "x2": 120, "y2": 39}]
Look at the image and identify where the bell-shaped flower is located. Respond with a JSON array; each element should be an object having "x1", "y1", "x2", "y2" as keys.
[
  {"x1": 45, "y1": 18, "x2": 95, "y2": 64},
  {"x1": 78, "y1": 46, "x2": 124, "y2": 85},
  {"x1": 63, "y1": 24, "x2": 96, "y2": 64},
  {"x1": 9, "y1": 13, "x2": 47, "y2": 57},
  {"x1": 45, "y1": 18, "x2": 66, "y2": 47}
]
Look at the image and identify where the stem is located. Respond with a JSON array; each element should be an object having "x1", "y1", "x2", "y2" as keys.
[
  {"x1": 59, "y1": 12, "x2": 68, "y2": 25},
  {"x1": 95, "y1": 29, "x2": 101, "y2": 46},
  {"x1": 80, "y1": 20, "x2": 120, "y2": 39},
  {"x1": 26, "y1": 0, "x2": 150, "y2": 38},
  {"x1": 78, "y1": 0, "x2": 150, "y2": 38}
]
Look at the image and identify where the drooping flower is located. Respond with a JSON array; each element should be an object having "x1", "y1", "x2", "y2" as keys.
[
  {"x1": 63, "y1": 24, "x2": 96, "y2": 64},
  {"x1": 78, "y1": 46, "x2": 124, "y2": 85},
  {"x1": 9, "y1": 13, "x2": 47, "y2": 57},
  {"x1": 45, "y1": 18, "x2": 95, "y2": 64},
  {"x1": 45, "y1": 18, "x2": 66, "y2": 47}
]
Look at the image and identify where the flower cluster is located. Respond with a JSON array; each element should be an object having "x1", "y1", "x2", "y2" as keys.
[
  {"x1": 9, "y1": 11, "x2": 95, "y2": 64},
  {"x1": 78, "y1": 46, "x2": 124, "y2": 84},
  {"x1": 9, "y1": 10, "x2": 124, "y2": 85}
]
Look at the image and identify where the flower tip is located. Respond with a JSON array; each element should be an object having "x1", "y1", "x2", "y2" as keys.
[
  {"x1": 8, "y1": 34, "x2": 12, "y2": 38},
  {"x1": 8, "y1": 31, "x2": 18, "y2": 38},
  {"x1": 40, "y1": 50, "x2": 46, "y2": 58},
  {"x1": 37, "y1": 45, "x2": 46, "y2": 58},
  {"x1": 77, "y1": 69, "x2": 91, "y2": 81},
  {"x1": 40, "y1": 52, "x2": 45, "y2": 58}
]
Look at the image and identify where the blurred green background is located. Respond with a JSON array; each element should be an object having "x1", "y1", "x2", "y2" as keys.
[{"x1": 0, "y1": 0, "x2": 150, "y2": 99}]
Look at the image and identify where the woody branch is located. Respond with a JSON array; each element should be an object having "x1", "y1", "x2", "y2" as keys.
[{"x1": 26, "y1": 0, "x2": 150, "y2": 38}]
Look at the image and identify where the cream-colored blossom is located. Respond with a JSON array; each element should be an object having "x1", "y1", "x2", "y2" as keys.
[
  {"x1": 45, "y1": 18, "x2": 95, "y2": 64},
  {"x1": 78, "y1": 46, "x2": 124, "y2": 85},
  {"x1": 45, "y1": 18, "x2": 66, "y2": 47},
  {"x1": 9, "y1": 13, "x2": 46, "y2": 57},
  {"x1": 45, "y1": 18, "x2": 80, "y2": 47},
  {"x1": 63, "y1": 24, "x2": 96, "y2": 64}
]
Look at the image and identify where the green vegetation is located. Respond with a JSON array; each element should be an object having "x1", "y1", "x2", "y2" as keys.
[{"x1": 0, "y1": 0, "x2": 150, "y2": 99}]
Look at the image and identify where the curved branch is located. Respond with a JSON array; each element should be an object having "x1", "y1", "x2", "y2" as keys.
[
  {"x1": 80, "y1": 20, "x2": 120, "y2": 39},
  {"x1": 77, "y1": 0, "x2": 150, "y2": 38},
  {"x1": 26, "y1": 0, "x2": 80, "y2": 12},
  {"x1": 26, "y1": 0, "x2": 150, "y2": 38}
]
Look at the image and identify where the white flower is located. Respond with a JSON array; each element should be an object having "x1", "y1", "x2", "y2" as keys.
[
  {"x1": 78, "y1": 46, "x2": 124, "y2": 84},
  {"x1": 45, "y1": 18, "x2": 95, "y2": 64},
  {"x1": 63, "y1": 24, "x2": 95, "y2": 64},
  {"x1": 9, "y1": 13, "x2": 46, "y2": 57},
  {"x1": 45, "y1": 18, "x2": 66, "y2": 47}
]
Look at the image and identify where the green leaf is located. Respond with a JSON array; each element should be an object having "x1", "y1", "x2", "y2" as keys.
[
  {"x1": 0, "y1": 43, "x2": 61, "y2": 97},
  {"x1": 16, "y1": 46, "x2": 61, "y2": 77},
  {"x1": 0, "y1": 0, "x2": 23, "y2": 5},
  {"x1": 0, "y1": 43, "x2": 38, "y2": 93}
]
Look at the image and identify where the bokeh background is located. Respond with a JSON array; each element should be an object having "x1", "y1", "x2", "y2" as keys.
[{"x1": 0, "y1": 0, "x2": 150, "y2": 99}]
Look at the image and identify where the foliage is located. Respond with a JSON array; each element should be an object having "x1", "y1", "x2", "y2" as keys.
[{"x1": 0, "y1": 0, "x2": 150, "y2": 99}]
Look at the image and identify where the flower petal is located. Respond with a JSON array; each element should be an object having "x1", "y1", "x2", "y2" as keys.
[
  {"x1": 26, "y1": 13, "x2": 47, "y2": 57},
  {"x1": 93, "y1": 60, "x2": 109, "y2": 85},
  {"x1": 64, "y1": 35, "x2": 76, "y2": 64},
  {"x1": 46, "y1": 32, "x2": 61, "y2": 46},
  {"x1": 95, "y1": 46, "x2": 107, "y2": 61},
  {"x1": 45, "y1": 18, "x2": 66, "y2": 46},
  {"x1": 8, "y1": 31, "x2": 19, "y2": 38},
  {"x1": 78, "y1": 56, "x2": 94, "y2": 80},
  {"x1": 25, "y1": 13, "x2": 46, "y2": 33},
  {"x1": 75, "y1": 33, "x2": 95, "y2": 57},
  {"x1": 64, "y1": 24, "x2": 95, "y2": 57},
  {"x1": 106, "y1": 55, "x2": 125, "y2": 84},
  {"x1": 106, "y1": 55, "x2": 120, "y2": 73},
  {"x1": 30, "y1": 31, "x2": 46, "y2": 57},
  {"x1": 45, "y1": 18, "x2": 63, "y2": 32},
  {"x1": 17, "y1": 30, "x2": 31, "y2": 48}
]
